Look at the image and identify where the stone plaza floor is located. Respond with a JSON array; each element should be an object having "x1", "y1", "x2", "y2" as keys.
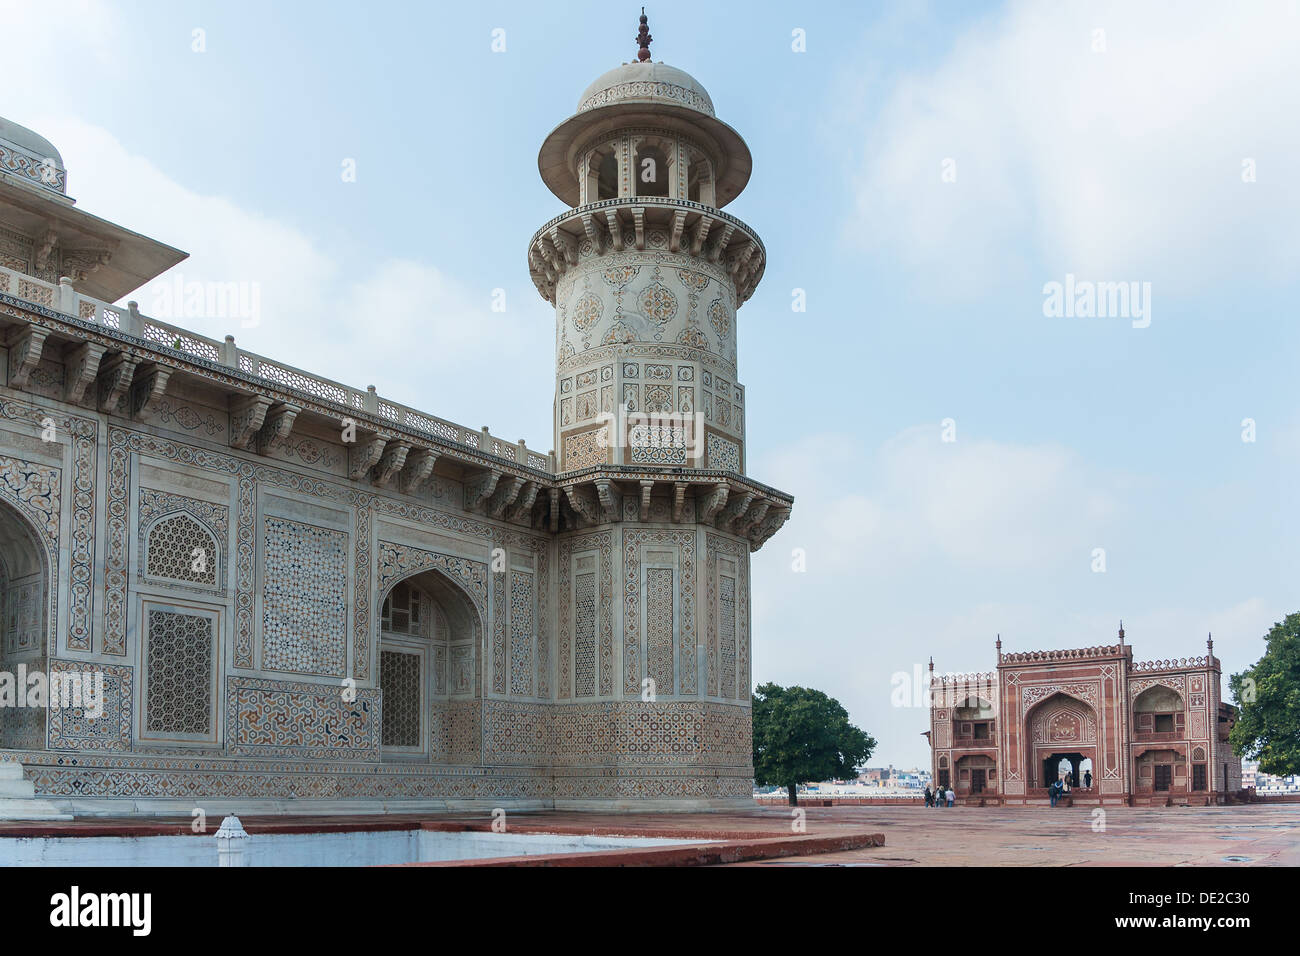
[{"x1": 727, "y1": 802, "x2": 1300, "y2": 866}]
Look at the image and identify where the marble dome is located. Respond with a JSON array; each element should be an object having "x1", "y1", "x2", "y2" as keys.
[
  {"x1": 577, "y1": 61, "x2": 715, "y2": 117},
  {"x1": 0, "y1": 116, "x2": 64, "y2": 169}
]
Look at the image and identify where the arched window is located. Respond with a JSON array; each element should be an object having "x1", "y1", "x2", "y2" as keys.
[
  {"x1": 582, "y1": 148, "x2": 619, "y2": 203},
  {"x1": 145, "y1": 512, "x2": 219, "y2": 588},
  {"x1": 597, "y1": 152, "x2": 618, "y2": 200},
  {"x1": 688, "y1": 155, "x2": 715, "y2": 205},
  {"x1": 634, "y1": 143, "x2": 670, "y2": 197},
  {"x1": 1133, "y1": 685, "x2": 1185, "y2": 736}
]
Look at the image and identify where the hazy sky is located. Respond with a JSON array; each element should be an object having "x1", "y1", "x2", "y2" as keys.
[{"x1": 6, "y1": 0, "x2": 1298, "y2": 766}]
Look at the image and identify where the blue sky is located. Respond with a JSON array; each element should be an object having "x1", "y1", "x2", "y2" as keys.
[{"x1": 6, "y1": 0, "x2": 1297, "y2": 765}]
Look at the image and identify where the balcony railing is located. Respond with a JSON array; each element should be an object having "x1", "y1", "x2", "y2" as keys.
[{"x1": 0, "y1": 264, "x2": 554, "y2": 473}]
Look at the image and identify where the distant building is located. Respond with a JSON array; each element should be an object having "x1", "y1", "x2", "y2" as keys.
[
  {"x1": 929, "y1": 628, "x2": 1243, "y2": 806},
  {"x1": 1244, "y1": 761, "x2": 1300, "y2": 794}
]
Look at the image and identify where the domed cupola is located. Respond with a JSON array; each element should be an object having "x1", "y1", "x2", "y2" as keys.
[
  {"x1": 536, "y1": 10, "x2": 752, "y2": 210},
  {"x1": 0, "y1": 116, "x2": 68, "y2": 195}
]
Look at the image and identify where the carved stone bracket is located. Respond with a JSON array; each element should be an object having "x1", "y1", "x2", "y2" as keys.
[
  {"x1": 749, "y1": 507, "x2": 791, "y2": 552},
  {"x1": 489, "y1": 475, "x2": 525, "y2": 518},
  {"x1": 229, "y1": 394, "x2": 273, "y2": 450},
  {"x1": 468, "y1": 469, "x2": 503, "y2": 512},
  {"x1": 370, "y1": 440, "x2": 410, "y2": 488},
  {"x1": 399, "y1": 447, "x2": 437, "y2": 495},
  {"x1": 564, "y1": 484, "x2": 601, "y2": 527},
  {"x1": 129, "y1": 362, "x2": 172, "y2": 418},
  {"x1": 349, "y1": 434, "x2": 387, "y2": 482},
  {"x1": 594, "y1": 478, "x2": 621, "y2": 523},
  {"x1": 739, "y1": 499, "x2": 770, "y2": 537},
  {"x1": 668, "y1": 208, "x2": 688, "y2": 253},
  {"x1": 64, "y1": 341, "x2": 106, "y2": 404},
  {"x1": 548, "y1": 486, "x2": 561, "y2": 532},
  {"x1": 632, "y1": 207, "x2": 646, "y2": 250},
  {"x1": 96, "y1": 353, "x2": 139, "y2": 414},
  {"x1": 718, "y1": 491, "x2": 754, "y2": 532},
  {"x1": 256, "y1": 402, "x2": 301, "y2": 456},
  {"x1": 672, "y1": 482, "x2": 688, "y2": 523},
  {"x1": 7, "y1": 326, "x2": 49, "y2": 390},
  {"x1": 639, "y1": 479, "x2": 654, "y2": 522},
  {"x1": 690, "y1": 216, "x2": 713, "y2": 255},
  {"x1": 605, "y1": 208, "x2": 624, "y2": 251},
  {"x1": 699, "y1": 483, "x2": 729, "y2": 523},
  {"x1": 511, "y1": 480, "x2": 540, "y2": 522},
  {"x1": 580, "y1": 212, "x2": 606, "y2": 255}
]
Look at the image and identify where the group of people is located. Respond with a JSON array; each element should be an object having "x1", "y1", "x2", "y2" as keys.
[
  {"x1": 1050, "y1": 769, "x2": 1093, "y2": 806},
  {"x1": 923, "y1": 785, "x2": 955, "y2": 807}
]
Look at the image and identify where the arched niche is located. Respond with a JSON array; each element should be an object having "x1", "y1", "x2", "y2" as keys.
[
  {"x1": 0, "y1": 498, "x2": 52, "y2": 748},
  {"x1": 378, "y1": 567, "x2": 484, "y2": 760}
]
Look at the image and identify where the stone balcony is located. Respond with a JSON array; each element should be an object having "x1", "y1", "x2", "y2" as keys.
[{"x1": 527, "y1": 196, "x2": 766, "y2": 305}]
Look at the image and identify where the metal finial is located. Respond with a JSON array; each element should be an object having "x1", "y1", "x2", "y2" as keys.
[
  {"x1": 1207, "y1": 632, "x2": 1214, "y2": 652},
  {"x1": 636, "y1": 8, "x2": 653, "y2": 62},
  {"x1": 1118, "y1": 620, "x2": 1125, "y2": 642},
  {"x1": 927, "y1": 656, "x2": 934, "y2": 673}
]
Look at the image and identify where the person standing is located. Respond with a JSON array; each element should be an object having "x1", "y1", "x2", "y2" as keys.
[
  {"x1": 1049, "y1": 780, "x2": 1059, "y2": 808},
  {"x1": 924, "y1": 786, "x2": 933, "y2": 808},
  {"x1": 1085, "y1": 769, "x2": 1092, "y2": 788},
  {"x1": 946, "y1": 786, "x2": 955, "y2": 807}
]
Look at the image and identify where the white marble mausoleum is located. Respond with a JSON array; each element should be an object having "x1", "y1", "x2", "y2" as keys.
[{"x1": 0, "y1": 16, "x2": 791, "y2": 815}]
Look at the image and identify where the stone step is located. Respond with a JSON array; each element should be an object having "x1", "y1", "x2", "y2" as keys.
[
  {"x1": 0, "y1": 778, "x2": 37, "y2": 798},
  {"x1": 0, "y1": 798, "x2": 74, "y2": 821},
  {"x1": 0, "y1": 763, "x2": 74, "y2": 820}
]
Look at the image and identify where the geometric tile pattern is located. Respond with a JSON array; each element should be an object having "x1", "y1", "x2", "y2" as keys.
[
  {"x1": 226, "y1": 675, "x2": 380, "y2": 760},
  {"x1": 45, "y1": 659, "x2": 133, "y2": 752},
  {"x1": 144, "y1": 607, "x2": 214, "y2": 737},
  {"x1": 706, "y1": 533, "x2": 750, "y2": 701},
  {"x1": 623, "y1": 529, "x2": 695, "y2": 696},
  {"x1": 719, "y1": 573, "x2": 736, "y2": 699},
  {"x1": 143, "y1": 512, "x2": 220, "y2": 588},
  {"x1": 574, "y1": 569, "x2": 597, "y2": 698},
  {"x1": 510, "y1": 570, "x2": 534, "y2": 697},
  {"x1": 645, "y1": 567, "x2": 675, "y2": 694},
  {"x1": 380, "y1": 649, "x2": 421, "y2": 748},
  {"x1": 706, "y1": 431, "x2": 741, "y2": 472},
  {"x1": 261, "y1": 517, "x2": 348, "y2": 677}
]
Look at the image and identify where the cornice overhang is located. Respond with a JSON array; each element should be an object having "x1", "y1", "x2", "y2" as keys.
[
  {"x1": 0, "y1": 291, "x2": 793, "y2": 549},
  {"x1": 527, "y1": 197, "x2": 765, "y2": 305}
]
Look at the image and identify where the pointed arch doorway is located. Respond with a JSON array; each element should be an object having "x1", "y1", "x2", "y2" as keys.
[{"x1": 378, "y1": 567, "x2": 483, "y2": 761}]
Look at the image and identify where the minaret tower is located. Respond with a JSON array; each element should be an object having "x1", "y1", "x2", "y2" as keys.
[
  {"x1": 527, "y1": 14, "x2": 790, "y2": 806},
  {"x1": 530, "y1": 11, "x2": 766, "y2": 476}
]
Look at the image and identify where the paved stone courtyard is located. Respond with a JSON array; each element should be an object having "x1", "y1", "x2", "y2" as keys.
[{"x1": 730, "y1": 803, "x2": 1300, "y2": 866}]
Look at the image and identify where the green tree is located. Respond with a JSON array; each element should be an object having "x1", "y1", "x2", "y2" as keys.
[
  {"x1": 752, "y1": 682, "x2": 876, "y2": 806},
  {"x1": 1229, "y1": 612, "x2": 1300, "y2": 776}
]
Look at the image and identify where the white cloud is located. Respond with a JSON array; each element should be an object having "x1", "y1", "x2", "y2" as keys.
[
  {"x1": 852, "y1": 0, "x2": 1300, "y2": 295},
  {"x1": 34, "y1": 117, "x2": 550, "y2": 444},
  {"x1": 759, "y1": 425, "x2": 1119, "y2": 574}
]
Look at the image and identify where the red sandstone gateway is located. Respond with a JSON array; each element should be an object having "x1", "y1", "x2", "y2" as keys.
[{"x1": 928, "y1": 627, "x2": 1240, "y2": 807}]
